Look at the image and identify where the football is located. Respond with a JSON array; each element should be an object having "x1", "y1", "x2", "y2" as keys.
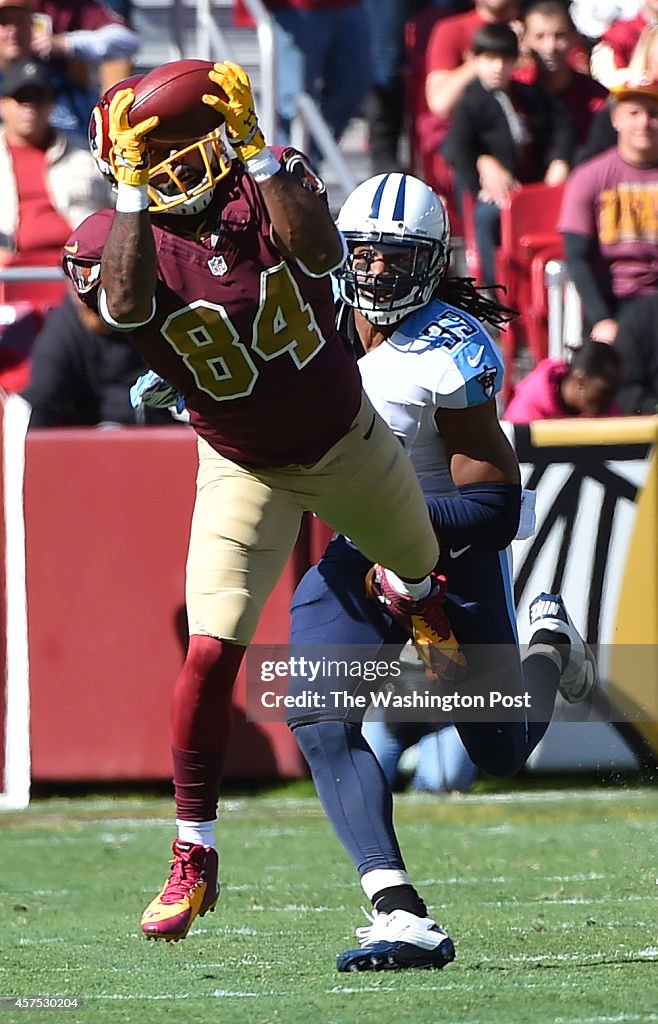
[{"x1": 129, "y1": 59, "x2": 227, "y2": 144}]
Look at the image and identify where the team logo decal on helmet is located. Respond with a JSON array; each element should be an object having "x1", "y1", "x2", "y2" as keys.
[{"x1": 335, "y1": 173, "x2": 451, "y2": 326}]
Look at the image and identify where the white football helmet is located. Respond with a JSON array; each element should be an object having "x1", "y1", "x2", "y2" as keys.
[{"x1": 335, "y1": 173, "x2": 451, "y2": 325}]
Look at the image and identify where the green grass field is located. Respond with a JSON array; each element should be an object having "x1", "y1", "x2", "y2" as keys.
[{"x1": 1, "y1": 781, "x2": 657, "y2": 1024}]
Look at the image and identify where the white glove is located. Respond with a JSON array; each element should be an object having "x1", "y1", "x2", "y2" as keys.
[{"x1": 130, "y1": 370, "x2": 185, "y2": 412}]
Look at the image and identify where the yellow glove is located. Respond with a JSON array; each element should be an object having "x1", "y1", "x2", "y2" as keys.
[
  {"x1": 108, "y1": 88, "x2": 159, "y2": 187},
  {"x1": 203, "y1": 61, "x2": 266, "y2": 163}
]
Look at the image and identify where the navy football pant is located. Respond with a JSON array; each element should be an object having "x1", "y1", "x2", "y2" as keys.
[{"x1": 288, "y1": 535, "x2": 560, "y2": 879}]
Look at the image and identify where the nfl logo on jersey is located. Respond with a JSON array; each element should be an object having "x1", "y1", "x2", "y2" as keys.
[{"x1": 207, "y1": 255, "x2": 228, "y2": 276}]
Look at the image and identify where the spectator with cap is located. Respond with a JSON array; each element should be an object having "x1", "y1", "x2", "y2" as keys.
[
  {"x1": 558, "y1": 75, "x2": 658, "y2": 342},
  {"x1": 0, "y1": 58, "x2": 110, "y2": 269},
  {"x1": 0, "y1": 0, "x2": 139, "y2": 134}
]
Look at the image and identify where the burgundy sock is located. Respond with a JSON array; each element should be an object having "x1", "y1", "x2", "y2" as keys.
[{"x1": 171, "y1": 636, "x2": 245, "y2": 821}]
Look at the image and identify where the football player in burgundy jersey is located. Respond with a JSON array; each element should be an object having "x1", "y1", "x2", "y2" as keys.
[
  {"x1": 285, "y1": 174, "x2": 598, "y2": 972},
  {"x1": 62, "y1": 61, "x2": 460, "y2": 943}
]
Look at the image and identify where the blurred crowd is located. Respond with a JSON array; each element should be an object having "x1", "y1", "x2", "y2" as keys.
[{"x1": 0, "y1": 0, "x2": 657, "y2": 440}]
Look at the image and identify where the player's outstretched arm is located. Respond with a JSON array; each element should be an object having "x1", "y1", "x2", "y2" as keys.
[
  {"x1": 101, "y1": 88, "x2": 158, "y2": 326},
  {"x1": 426, "y1": 400, "x2": 522, "y2": 550},
  {"x1": 204, "y1": 61, "x2": 344, "y2": 276},
  {"x1": 440, "y1": 399, "x2": 520, "y2": 488}
]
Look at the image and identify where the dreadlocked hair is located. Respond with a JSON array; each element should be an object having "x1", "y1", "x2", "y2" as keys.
[{"x1": 437, "y1": 277, "x2": 518, "y2": 330}]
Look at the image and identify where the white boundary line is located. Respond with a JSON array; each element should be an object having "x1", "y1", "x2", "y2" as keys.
[{"x1": 0, "y1": 394, "x2": 31, "y2": 810}]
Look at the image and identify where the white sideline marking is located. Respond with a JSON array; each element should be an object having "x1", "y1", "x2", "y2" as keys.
[
  {"x1": 390, "y1": 789, "x2": 655, "y2": 806},
  {"x1": 488, "y1": 894, "x2": 657, "y2": 906},
  {"x1": 209, "y1": 788, "x2": 658, "y2": 820},
  {"x1": 473, "y1": 948, "x2": 658, "y2": 966},
  {"x1": 416, "y1": 873, "x2": 607, "y2": 886},
  {"x1": 82, "y1": 991, "x2": 658, "y2": 1009},
  {"x1": 91, "y1": 992, "x2": 286, "y2": 1001},
  {"x1": 555, "y1": 1017, "x2": 658, "y2": 1024}
]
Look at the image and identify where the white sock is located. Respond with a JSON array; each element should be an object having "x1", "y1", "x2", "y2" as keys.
[
  {"x1": 176, "y1": 818, "x2": 216, "y2": 849},
  {"x1": 383, "y1": 569, "x2": 431, "y2": 600},
  {"x1": 361, "y1": 868, "x2": 411, "y2": 901}
]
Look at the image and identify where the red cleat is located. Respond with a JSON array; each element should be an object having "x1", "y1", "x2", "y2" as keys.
[
  {"x1": 141, "y1": 839, "x2": 219, "y2": 941},
  {"x1": 366, "y1": 565, "x2": 467, "y2": 681}
]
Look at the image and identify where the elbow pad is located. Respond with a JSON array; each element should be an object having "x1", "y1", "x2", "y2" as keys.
[{"x1": 427, "y1": 482, "x2": 521, "y2": 550}]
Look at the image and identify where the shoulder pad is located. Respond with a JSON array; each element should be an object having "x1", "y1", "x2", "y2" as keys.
[{"x1": 398, "y1": 300, "x2": 504, "y2": 406}]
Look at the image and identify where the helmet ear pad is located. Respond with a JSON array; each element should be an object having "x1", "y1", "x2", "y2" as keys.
[{"x1": 335, "y1": 173, "x2": 451, "y2": 325}]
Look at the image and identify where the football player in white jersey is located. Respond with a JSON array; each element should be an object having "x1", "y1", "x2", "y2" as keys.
[{"x1": 287, "y1": 173, "x2": 597, "y2": 973}]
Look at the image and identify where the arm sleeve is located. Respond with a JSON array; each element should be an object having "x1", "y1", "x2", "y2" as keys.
[
  {"x1": 562, "y1": 231, "x2": 613, "y2": 326},
  {"x1": 426, "y1": 481, "x2": 521, "y2": 550}
]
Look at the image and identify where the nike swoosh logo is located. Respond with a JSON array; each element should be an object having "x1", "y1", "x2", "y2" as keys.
[
  {"x1": 64, "y1": 242, "x2": 79, "y2": 254},
  {"x1": 467, "y1": 346, "x2": 484, "y2": 367},
  {"x1": 449, "y1": 545, "x2": 471, "y2": 559}
]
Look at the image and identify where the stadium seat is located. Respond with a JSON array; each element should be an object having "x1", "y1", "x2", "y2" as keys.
[{"x1": 494, "y1": 182, "x2": 565, "y2": 402}]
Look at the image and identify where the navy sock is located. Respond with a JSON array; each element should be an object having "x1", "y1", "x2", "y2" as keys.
[
  {"x1": 373, "y1": 884, "x2": 427, "y2": 918},
  {"x1": 293, "y1": 720, "x2": 405, "y2": 875}
]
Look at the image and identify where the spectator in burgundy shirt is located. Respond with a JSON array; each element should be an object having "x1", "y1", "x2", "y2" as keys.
[
  {"x1": 558, "y1": 76, "x2": 658, "y2": 342},
  {"x1": 503, "y1": 340, "x2": 622, "y2": 422},
  {"x1": 516, "y1": 1, "x2": 608, "y2": 153}
]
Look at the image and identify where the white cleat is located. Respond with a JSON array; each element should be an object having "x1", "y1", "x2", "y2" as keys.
[
  {"x1": 336, "y1": 908, "x2": 455, "y2": 972},
  {"x1": 528, "y1": 592, "x2": 597, "y2": 703}
]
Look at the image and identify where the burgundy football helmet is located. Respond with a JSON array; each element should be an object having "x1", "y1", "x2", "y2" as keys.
[{"x1": 89, "y1": 76, "x2": 232, "y2": 216}]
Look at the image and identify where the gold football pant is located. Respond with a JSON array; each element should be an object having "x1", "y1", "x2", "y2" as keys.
[{"x1": 186, "y1": 393, "x2": 439, "y2": 644}]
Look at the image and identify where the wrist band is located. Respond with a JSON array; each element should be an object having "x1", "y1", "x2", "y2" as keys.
[
  {"x1": 243, "y1": 147, "x2": 281, "y2": 183},
  {"x1": 115, "y1": 182, "x2": 150, "y2": 213}
]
